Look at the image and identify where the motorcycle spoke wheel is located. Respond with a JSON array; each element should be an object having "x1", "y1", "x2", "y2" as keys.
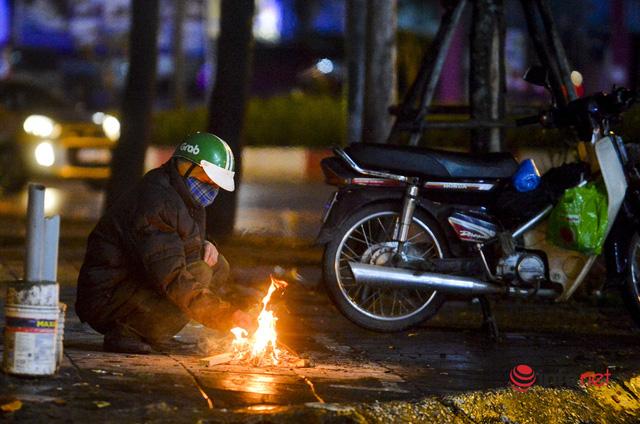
[
  {"x1": 622, "y1": 233, "x2": 640, "y2": 329},
  {"x1": 631, "y1": 240, "x2": 640, "y2": 302},
  {"x1": 335, "y1": 211, "x2": 443, "y2": 321}
]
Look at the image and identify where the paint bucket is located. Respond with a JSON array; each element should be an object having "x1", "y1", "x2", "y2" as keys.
[
  {"x1": 55, "y1": 303, "x2": 67, "y2": 369},
  {"x1": 2, "y1": 281, "x2": 59, "y2": 376}
]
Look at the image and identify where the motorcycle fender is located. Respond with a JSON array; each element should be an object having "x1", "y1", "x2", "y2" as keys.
[
  {"x1": 604, "y1": 200, "x2": 638, "y2": 283},
  {"x1": 316, "y1": 188, "x2": 402, "y2": 244},
  {"x1": 315, "y1": 187, "x2": 446, "y2": 245}
]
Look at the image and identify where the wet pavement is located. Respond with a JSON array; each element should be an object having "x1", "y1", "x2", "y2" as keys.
[
  {"x1": 0, "y1": 181, "x2": 640, "y2": 422},
  {"x1": 0, "y1": 179, "x2": 334, "y2": 239},
  {"x1": 0, "y1": 226, "x2": 639, "y2": 421}
]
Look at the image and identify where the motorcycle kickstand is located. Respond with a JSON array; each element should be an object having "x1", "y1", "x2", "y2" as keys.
[{"x1": 478, "y1": 296, "x2": 500, "y2": 341}]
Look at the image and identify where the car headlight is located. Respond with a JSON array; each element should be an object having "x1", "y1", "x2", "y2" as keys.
[
  {"x1": 23, "y1": 115, "x2": 60, "y2": 138},
  {"x1": 102, "y1": 115, "x2": 120, "y2": 141},
  {"x1": 34, "y1": 141, "x2": 55, "y2": 167}
]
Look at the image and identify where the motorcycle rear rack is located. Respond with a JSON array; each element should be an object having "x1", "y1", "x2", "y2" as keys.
[{"x1": 334, "y1": 147, "x2": 411, "y2": 183}]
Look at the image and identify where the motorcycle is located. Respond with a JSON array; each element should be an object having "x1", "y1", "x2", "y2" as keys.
[{"x1": 317, "y1": 66, "x2": 639, "y2": 335}]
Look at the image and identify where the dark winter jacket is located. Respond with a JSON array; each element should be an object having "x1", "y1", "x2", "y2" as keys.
[{"x1": 76, "y1": 159, "x2": 230, "y2": 329}]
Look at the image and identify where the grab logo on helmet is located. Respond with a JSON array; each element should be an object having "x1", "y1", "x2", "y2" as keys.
[{"x1": 180, "y1": 143, "x2": 200, "y2": 155}]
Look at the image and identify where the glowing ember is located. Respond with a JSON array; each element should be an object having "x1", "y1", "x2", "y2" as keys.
[{"x1": 230, "y1": 276, "x2": 288, "y2": 366}]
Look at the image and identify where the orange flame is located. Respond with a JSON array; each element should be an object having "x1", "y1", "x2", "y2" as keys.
[{"x1": 230, "y1": 276, "x2": 288, "y2": 366}]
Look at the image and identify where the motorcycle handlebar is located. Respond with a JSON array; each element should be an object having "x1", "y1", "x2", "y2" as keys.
[
  {"x1": 612, "y1": 87, "x2": 637, "y2": 110},
  {"x1": 516, "y1": 88, "x2": 636, "y2": 133},
  {"x1": 536, "y1": 88, "x2": 636, "y2": 132}
]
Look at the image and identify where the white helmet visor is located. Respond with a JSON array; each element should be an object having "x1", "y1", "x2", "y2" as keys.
[{"x1": 200, "y1": 159, "x2": 235, "y2": 192}]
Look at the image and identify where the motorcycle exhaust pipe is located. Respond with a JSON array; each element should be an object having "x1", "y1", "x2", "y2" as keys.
[{"x1": 349, "y1": 262, "x2": 505, "y2": 295}]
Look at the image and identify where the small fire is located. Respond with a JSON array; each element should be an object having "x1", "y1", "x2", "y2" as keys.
[{"x1": 230, "y1": 276, "x2": 288, "y2": 366}]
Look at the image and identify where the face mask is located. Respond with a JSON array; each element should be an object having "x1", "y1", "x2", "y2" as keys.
[{"x1": 186, "y1": 177, "x2": 219, "y2": 207}]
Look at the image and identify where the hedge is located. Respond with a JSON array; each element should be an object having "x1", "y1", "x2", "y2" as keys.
[
  {"x1": 150, "y1": 95, "x2": 640, "y2": 150},
  {"x1": 150, "y1": 92, "x2": 346, "y2": 148}
]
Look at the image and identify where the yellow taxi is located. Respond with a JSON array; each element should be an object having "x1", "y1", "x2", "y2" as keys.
[{"x1": 0, "y1": 79, "x2": 119, "y2": 192}]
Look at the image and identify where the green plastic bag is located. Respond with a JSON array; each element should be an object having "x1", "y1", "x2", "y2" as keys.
[{"x1": 547, "y1": 182, "x2": 608, "y2": 255}]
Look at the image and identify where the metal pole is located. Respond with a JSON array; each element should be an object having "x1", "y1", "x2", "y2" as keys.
[
  {"x1": 388, "y1": 0, "x2": 467, "y2": 146},
  {"x1": 535, "y1": 0, "x2": 577, "y2": 101},
  {"x1": 25, "y1": 184, "x2": 45, "y2": 282},
  {"x1": 42, "y1": 215, "x2": 60, "y2": 282},
  {"x1": 520, "y1": 0, "x2": 568, "y2": 106}
]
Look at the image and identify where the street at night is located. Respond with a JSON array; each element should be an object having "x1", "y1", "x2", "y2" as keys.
[
  {"x1": 2, "y1": 0, "x2": 640, "y2": 422},
  {"x1": 1, "y1": 184, "x2": 640, "y2": 421}
]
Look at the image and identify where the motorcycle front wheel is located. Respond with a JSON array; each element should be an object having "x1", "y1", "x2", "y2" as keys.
[
  {"x1": 623, "y1": 233, "x2": 640, "y2": 328},
  {"x1": 322, "y1": 202, "x2": 448, "y2": 332}
]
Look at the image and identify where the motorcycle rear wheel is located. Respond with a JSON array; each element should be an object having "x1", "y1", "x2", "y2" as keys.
[{"x1": 322, "y1": 202, "x2": 448, "y2": 332}]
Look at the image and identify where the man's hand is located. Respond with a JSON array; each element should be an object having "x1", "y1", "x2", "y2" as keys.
[
  {"x1": 231, "y1": 309, "x2": 254, "y2": 330},
  {"x1": 203, "y1": 241, "x2": 219, "y2": 267}
]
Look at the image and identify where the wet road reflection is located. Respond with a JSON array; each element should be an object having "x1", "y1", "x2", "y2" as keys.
[{"x1": 0, "y1": 180, "x2": 334, "y2": 239}]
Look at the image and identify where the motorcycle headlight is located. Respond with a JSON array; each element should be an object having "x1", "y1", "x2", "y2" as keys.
[
  {"x1": 102, "y1": 115, "x2": 120, "y2": 141},
  {"x1": 34, "y1": 141, "x2": 55, "y2": 167},
  {"x1": 23, "y1": 115, "x2": 60, "y2": 138}
]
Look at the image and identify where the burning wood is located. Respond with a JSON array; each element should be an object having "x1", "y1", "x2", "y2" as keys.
[
  {"x1": 201, "y1": 276, "x2": 306, "y2": 368},
  {"x1": 231, "y1": 276, "x2": 287, "y2": 366},
  {"x1": 199, "y1": 352, "x2": 234, "y2": 367}
]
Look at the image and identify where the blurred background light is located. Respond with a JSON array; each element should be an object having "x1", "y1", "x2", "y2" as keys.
[
  {"x1": 254, "y1": 0, "x2": 282, "y2": 43},
  {"x1": 35, "y1": 141, "x2": 55, "y2": 167},
  {"x1": 102, "y1": 115, "x2": 121, "y2": 141},
  {"x1": 0, "y1": 0, "x2": 9, "y2": 45},
  {"x1": 316, "y1": 58, "x2": 334, "y2": 74},
  {"x1": 92, "y1": 112, "x2": 106, "y2": 125},
  {"x1": 24, "y1": 115, "x2": 58, "y2": 138}
]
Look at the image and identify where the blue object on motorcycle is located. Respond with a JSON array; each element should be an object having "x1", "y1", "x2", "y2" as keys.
[{"x1": 513, "y1": 159, "x2": 541, "y2": 192}]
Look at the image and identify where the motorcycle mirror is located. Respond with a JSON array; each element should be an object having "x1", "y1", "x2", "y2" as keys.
[{"x1": 523, "y1": 66, "x2": 550, "y2": 88}]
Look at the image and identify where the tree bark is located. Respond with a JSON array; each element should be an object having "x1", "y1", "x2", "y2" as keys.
[
  {"x1": 172, "y1": 0, "x2": 187, "y2": 109},
  {"x1": 469, "y1": 0, "x2": 506, "y2": 153},
  {"x1": 205, "y1": 0, "x2": 255, "y2": 240},
  {"x1": 346, "y1": 0, "x2": 367, "y2": 144},
  {"x1": 105, "y1": 0, "x2": 160, "y2": 209},
  {"x1": 362, "y1": 0, "x2": 397, "y2": 144}
]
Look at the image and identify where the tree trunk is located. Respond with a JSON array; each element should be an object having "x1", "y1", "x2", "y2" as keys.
[
  {"x1": 346, "y1": 0, "x2": 367, "y2": 144},
  {"x1": 172, "y1": 0, "x2": 187, "y2": 109},
  {"x1": 469, "y1": 0, "x2": 506, "y2": 153},
  {"x1": 105, "y1": 0, "x2": 160, "y2": 209},
  {"x1": 205, "y1": 0, "x2": 255, "y2": 240},
  {"x1": 362, "y1": 0, "x2": 397, "y2": 144}
]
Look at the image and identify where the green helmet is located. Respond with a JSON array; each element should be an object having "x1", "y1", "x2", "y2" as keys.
[{"x1": 173, "y1": 132, "x2": 236, "y2": 191}]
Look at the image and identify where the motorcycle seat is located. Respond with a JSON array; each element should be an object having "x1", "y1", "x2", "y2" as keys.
[{"x1": 345, "y1": 143, "x2": 518, "y2": 179}]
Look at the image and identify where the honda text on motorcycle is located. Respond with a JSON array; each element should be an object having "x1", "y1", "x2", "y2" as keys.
[{"x1": 317, "y1": 66, "x2": 639, "y2": 334}]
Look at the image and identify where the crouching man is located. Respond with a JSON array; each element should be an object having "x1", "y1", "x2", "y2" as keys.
[{"x1": 76, "y1": 133, "x2": 252, "y2": 354}]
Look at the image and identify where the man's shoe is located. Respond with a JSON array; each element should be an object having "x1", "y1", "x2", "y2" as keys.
[
  {"x1": 149, "y1": 336, "x2": 196, "y2": 354},
  {"x1": 103, "y1": 328, "x2": 152, "y2": 354}
]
